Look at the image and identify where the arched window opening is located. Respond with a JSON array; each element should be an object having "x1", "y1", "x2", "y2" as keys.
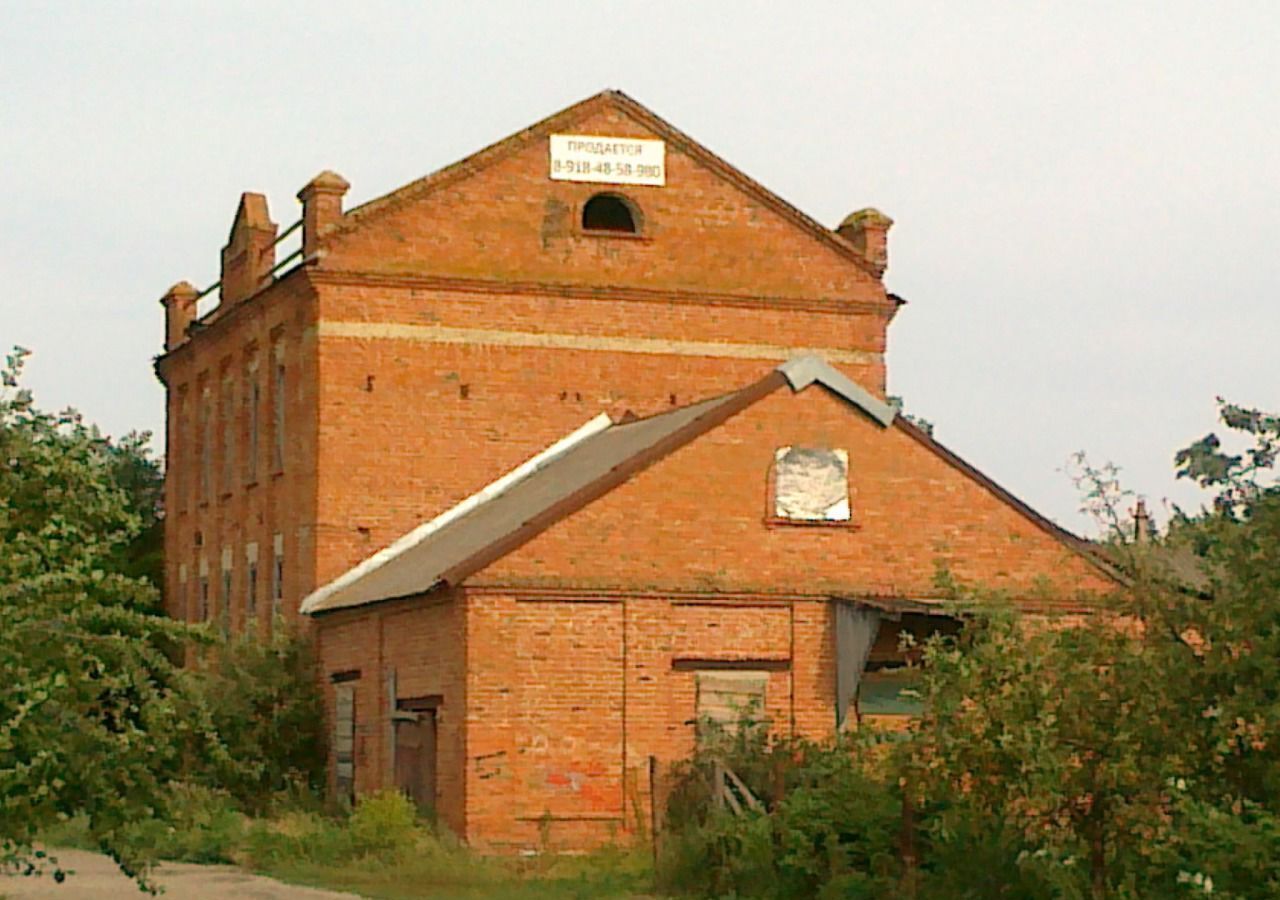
[{"x1": 582, "y1": 194, "x2": 639, "y2": 234}]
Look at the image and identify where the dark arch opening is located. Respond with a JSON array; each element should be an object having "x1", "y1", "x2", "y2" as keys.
[{"x1": 582, "y1": 194, "x2": 639, "y2": 234}]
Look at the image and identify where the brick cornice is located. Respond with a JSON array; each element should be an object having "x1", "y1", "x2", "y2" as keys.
[
  {"x1": 461, "y1": 583, "x2": 1101, "y2": 614},
  {"x1": 306, "y1": 268, "x2": 894, "y2": 317}
]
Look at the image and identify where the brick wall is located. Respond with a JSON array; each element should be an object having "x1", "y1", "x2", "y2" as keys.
[
  {"x1": 474, "y1": 384, "x2": 1115, "y2": 601},
  {"x1": 157, "y1": 274, "x2": 320, "y2": 636}
]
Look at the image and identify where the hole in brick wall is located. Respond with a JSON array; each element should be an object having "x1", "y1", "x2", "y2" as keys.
[
  {"x1": 193, "y1": 530, "x2": 203, "y2": 546},
  {"x1": 582, "y1": 193, "x2": 640, "y2": 233},
  {"x1": 459, "y1": 383, "x2": 470, "y2": 399},
  {"x1": 669, "y1": 393, "x2": 677, "y2": 405},
  {"x1": 559, "y1": 390, "x2": 568, "y2": 401}
]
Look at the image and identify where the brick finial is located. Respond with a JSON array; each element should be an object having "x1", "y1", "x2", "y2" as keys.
[
  {"x1": 220, "y1": 192, "x2": 278, "y2": 307},
  {"x1": 836, "y1": 208, "x2": 894, "y2": 278},
  {"x1": 297, "y1": 170, "x2": 350, "y2": 258},
  {"x1": 160, "y1": 281, "x2": 199, "y2": 351}
]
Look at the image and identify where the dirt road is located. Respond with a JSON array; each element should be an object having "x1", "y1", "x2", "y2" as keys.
[{"x1": 1, "y1": 848, "x2": 360, "y2": 899}]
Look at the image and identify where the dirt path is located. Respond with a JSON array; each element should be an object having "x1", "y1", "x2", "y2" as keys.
[{"x1": 1, "y1": 848, "x2": 360, "y2": 899}]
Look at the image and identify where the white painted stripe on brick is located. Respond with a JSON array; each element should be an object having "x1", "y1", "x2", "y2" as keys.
[
  {"x1": 312, "y1": 321, "x2": 879, "y2": 366},
  {"x1": 299, "y1": 411, "x2": 614, "y2": 615}
]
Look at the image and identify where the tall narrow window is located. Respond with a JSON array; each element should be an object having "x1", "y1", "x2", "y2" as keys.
[
  {"x1": 200, "y1": 384, "x2": 212, "y2": 502},
  {"x1": 272, "y1": 346, "x2": 286, "y2": 472},
  {"x1": 198, "y1": 556, "x2": 210, "y2": 622},
  {"x1": 246, "y1": 373, "x2": 260, "y2": 483},
  {"x1": 221, "y1": 372, "x2": 235, "y2": 494},
  {"x1": 175, "y1": 387, "x2": 188, "y2": 513},
  {"x1": 220, "y1": 546, "x2": 233, "y2": 636},
  {"x1": 333, "y1": 680, "x2": 357, "y2": 801},
  {"x1": 245, "y1": 542, "x2": 259, "y2": 624},
  {"x1": 272, "y1": 532, "x2": 284, "y2": 617}
]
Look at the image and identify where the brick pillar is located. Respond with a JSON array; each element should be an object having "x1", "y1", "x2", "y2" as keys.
[
  {"x1": 297, "y1": 170, "x2": 350, "y2": 259},
  {"x1": 836, "y1": 208, "x2": 893, "y2": 279},
  {"x1": 160, "y1": 281, "x2": 199, "y2": 352},
  {"x1": 219, "y1": 192, "x2": 278, "y2": 306}
]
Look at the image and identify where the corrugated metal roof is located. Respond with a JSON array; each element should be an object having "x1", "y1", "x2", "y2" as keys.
[{"x1": 302, "y1": 384, "x2": 766, "y2": 615}]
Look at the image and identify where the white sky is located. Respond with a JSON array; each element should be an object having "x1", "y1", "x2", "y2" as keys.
[{"x1": 1, "y1": 1, "x2": 1276, "y2": 535}]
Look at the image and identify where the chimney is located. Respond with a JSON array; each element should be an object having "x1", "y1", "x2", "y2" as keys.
[
  {"x1": 160, "y1": 281, "x2": 199, "y2": 351},
  {"x1": 836, "y1": 208, "x2": 893, "y2": 278},
  {"x1": 1133, "y1": 499, "x2": 1153, "y2": 544},
  {"x1": 220, "y1": 193, "x2": 278, "y2": 306},
  {"x1": 297, "y1": 170, "x2": 350, "y2": 259}
]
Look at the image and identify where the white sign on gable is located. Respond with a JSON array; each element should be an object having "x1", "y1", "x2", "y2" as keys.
[{"x1": 549, "y1": 134, "x2": 666, "y2": 186}]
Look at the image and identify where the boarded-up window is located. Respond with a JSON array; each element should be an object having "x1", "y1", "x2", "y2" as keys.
[
  {"x1": 696, "y1": 671, "x2": 767, "y2": 743},
  {"x1": 334, "y1": 683, "x2": 356, "y2": 801},
  {"x1": 774, "y1": 447, "x2": 850, "y2": 521}
]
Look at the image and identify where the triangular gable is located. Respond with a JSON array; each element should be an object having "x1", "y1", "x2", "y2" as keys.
[{"x1": 322, "y1": 89, "x2": 879, "y2": 278}]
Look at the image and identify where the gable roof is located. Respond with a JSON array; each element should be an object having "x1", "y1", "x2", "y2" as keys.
[
  {"x1": 301, "y1": 356, "x2": 1117, "y2": 616},
  {"x1": 324, "y1": 89, "x2": 879, "y2": 278}
]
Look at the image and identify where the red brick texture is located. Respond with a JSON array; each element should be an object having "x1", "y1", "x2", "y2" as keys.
[{"x1": 155, "y1": 91, "x2": 1118, "y2": 851}]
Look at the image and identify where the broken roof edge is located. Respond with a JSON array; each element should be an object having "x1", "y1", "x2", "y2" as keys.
[
  {"x1": 777, "y1": 355, "x2": 897, "y2": 426},
  {"x1": 298, "y1": 411, "x2": 614, "y2": 615}
]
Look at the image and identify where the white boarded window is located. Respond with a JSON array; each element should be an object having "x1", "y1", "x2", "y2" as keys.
[
  {"x1": 696, "y1": 670, "x2": 767, "y2": 742},
  {"x1": 774, "y1": 447, "x2": 850, "y2": 522}
]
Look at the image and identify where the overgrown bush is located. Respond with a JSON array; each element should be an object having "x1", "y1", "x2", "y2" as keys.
[
  {"x1": 182, "y1": 625, "x2": 327, "y2": 815},
  {"x1": 659, "y1": 716, "x2": 901, "y2": 899},
  {"x1": 243, "y1": 790, "x2": 425, "y2": 867},
  {"x1": 124, "y1": 783, "x2": 246, "y2": 864}
]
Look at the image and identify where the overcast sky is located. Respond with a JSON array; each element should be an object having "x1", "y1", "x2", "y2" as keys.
[{"x1": 1, "y1": 1, "x2": 1276, "y2": 535}]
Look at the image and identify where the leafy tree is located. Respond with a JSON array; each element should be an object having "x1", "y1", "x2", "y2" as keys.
[
  {"x1": 185, "y1": 627, "x2": 327, "y2": 816},
  {"x1": 907, "y1": 399, "x2": 1280, "y2": 898},
  {"x1": 0, "y1": 347, "x2": 209, "y2": 887}
]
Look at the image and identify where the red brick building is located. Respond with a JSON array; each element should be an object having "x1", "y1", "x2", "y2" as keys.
[{"x1": 156, "y1": 90, "x2": 1117, "y2": 850}]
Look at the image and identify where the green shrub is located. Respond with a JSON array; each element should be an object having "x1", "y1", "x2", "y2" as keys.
[
  {"x1": 103, "y1": 783, "x2": 246, "y2": 865},
  {"x1": 658, "y1": 726, "x2": 901, "y2": 899},
  {"x1": 347, "y1": 790, "x2": 422, "y2": 858},
  {"x1": 182, "y1": 625, "x2": 327, "y2": 815}
]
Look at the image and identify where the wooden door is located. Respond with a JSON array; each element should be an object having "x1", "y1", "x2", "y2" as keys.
[{"x1": 394, "y1": 710, "x2": 437, "y2": 815}]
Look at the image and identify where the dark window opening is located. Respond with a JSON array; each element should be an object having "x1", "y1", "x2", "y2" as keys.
[{"x1": 582, "y1": 194, "x2": 639, "y2": 233}]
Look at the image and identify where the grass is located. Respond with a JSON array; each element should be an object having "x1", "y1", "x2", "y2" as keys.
[
  {"x1": 260, "y1": 846, "x2": 656, "y2": 900},
  {"x1": 36, "y1": 791, "x2": 660, "y2": 899}
]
